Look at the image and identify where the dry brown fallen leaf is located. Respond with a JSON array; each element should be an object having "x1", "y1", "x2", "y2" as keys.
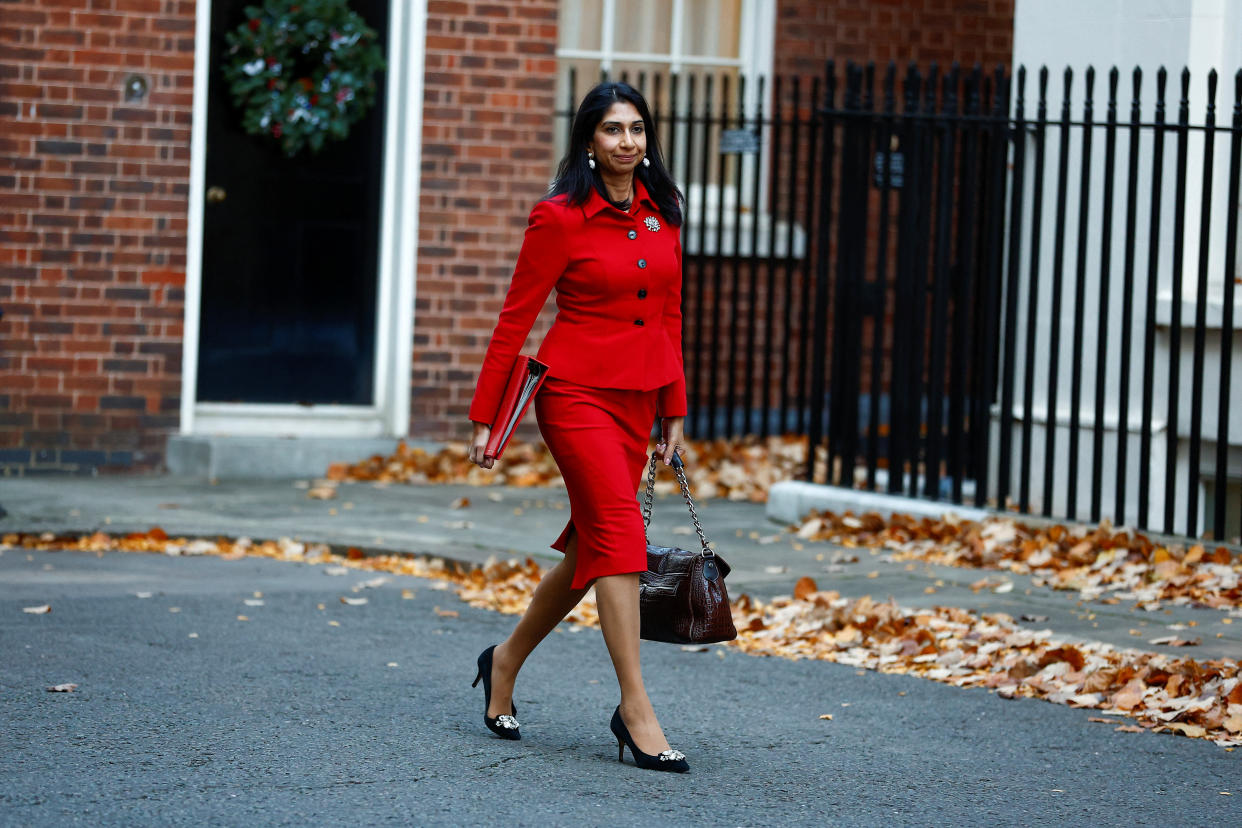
[
  {"x1": 433, "y1": 606, "x2": 460, "y2": 618},
  {"x1": 450, "y1": 496, "x2": 471, "y2": 509},
  {"x1": 1148, "y1": 636, "x2": 1200, "y2": 646},
  {"x1": 46, "y1": 683, "x2": 77, "y2": 692},
  {"x1": 819, "y1": 714, "x2": 834, "y2": 720},
  {"x1": 793, "y1": 576, "x2": 817, "y2": 601},
  {"x1": 307, "y1": 485, "x2": 338, "y2": 500},
  {"x1": 22, "y1": 604, "x2": 51, "y2": 614}
]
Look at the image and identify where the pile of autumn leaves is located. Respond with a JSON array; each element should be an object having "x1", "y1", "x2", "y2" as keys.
[
  {"x1": 8, "y1": 511, "x2": 1241, "y2": 747},
  {"x1": 732, "y1": 582, "x2": 1241, "y2": 747},
  {"x1": 328, "y1": 437, "x2": 810, "y2": 502},
  {"x1": 792, "y1": 511, "x2": 1241, "y2": 611}
]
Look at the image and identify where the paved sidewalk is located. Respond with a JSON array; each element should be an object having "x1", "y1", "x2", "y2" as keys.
[{"x1": 3, "y1": 475, "x2": 1240, "y2": 660}]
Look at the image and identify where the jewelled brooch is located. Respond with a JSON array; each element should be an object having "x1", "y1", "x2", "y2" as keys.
[{"x1": 644, "y1": 216, "x2": 661, "y2": 232}]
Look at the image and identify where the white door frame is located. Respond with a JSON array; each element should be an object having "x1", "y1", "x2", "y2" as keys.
[{"x1": 181, "y1": 0, "x2": 425, "y2": 438}]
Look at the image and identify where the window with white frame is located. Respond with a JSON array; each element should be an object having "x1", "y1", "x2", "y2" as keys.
[
  {"x1": 556, "y1": 0, "x2": 789, "y2": 255},
  {"x1": 557, "y1": 0, "x2": 769, "y2": 85}
]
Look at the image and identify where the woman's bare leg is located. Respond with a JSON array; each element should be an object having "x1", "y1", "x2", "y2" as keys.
[
  {"x1": 487, "y1": 532, "x2": 589, "y2": 718},
  {"x1": 594, "y1": 571, "x2": 671, "y2": 755}
]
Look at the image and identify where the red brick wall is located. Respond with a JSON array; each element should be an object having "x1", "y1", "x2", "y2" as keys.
[
  {"x1": 776, "y1": 0, "x2": 1015, "y2": 78},
  {"x1": 410, "y1": 0, "x2": 559, "y2": 440},
  {"x1": 0, "y1": 0, "x2": 193, "y2": 475},
  {"x1": 763, "y1": 0, "x2": 1015, "y2": 410}
]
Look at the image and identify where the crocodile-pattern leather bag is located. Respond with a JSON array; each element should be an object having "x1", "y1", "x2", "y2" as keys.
[{"x1": 639, "y1": 452, "x2": 737, "y2": 645}]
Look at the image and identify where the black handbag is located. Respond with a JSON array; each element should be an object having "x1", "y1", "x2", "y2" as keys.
[{"x1": 639, "y1": 452, "x2": 737, "y2": 644}]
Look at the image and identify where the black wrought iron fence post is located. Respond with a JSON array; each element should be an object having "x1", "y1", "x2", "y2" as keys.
[
  {"x1": 708, "y1": 76, "x2": 729, "y2": 440},
  {"x1": 1019, "y1": 67, "x2": 1050, "y2": 513},
  {"x1": 807, "y1": 61, "x2": 837, "y2": 481},
  {"x1": 1115, "y1": 68, "x2": 1143, "y2": 526},
  {"x1": 745, "y1": 77, "x2": 766, "y2": 437},
  {"x1": 1041, "y1": 68, "x2": 1074, "y2": 517},
  {"x1": 1187, "y1": 70, "x2": 1218, "y2": 537},
  {"x1": 691, "y1": 74, "x2": 711, "y2": 439},
  {"x1": 1163, "y1": 68, "x2": 1192, "y2": 535},
  {"x1": 948, "y1": 65, "x2": 982, "y2": 503},
  {"x1": 887, "y1": 62, "x2": 924, "y2": 495},
  {"x1": 972, "y1": 65, "x2": 1010, "y2": 507},
  {"x1": 1216, "y1": 72, "x2": 1242, "y2": 540},
  {"x1": 761, "y1": 75, "x2": 779, "y2": 440},
  {"x1": 1090, "y1": 67, "x2": 1119, "y2": 524},
  {"x1": 1138, "y1": 68, "x2": 1168, "y2": 529},
  {"x1": 865, "y1": 62, "x2": 899, "y2": 490},
  {"x1": 1066, "y1": 67, "x2": 1095, "y2": 521},
  {"x1": 901, "y1": 62, "x2": 940, "y2": 498},
  {"x1": 828, "y1": 63, "x2": 868, "y2": 482},
  {"x1": 997, "y1": 66, "x2": 1027, "y2": 512}
]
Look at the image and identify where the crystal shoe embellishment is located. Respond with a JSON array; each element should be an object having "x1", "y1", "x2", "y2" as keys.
[
  {"x1": 658, "y1": 749, "x2": 685, "y2": 761},
  {"x1": 494, "y1": 714, "x2": 519, "y2": 729},
  {"x1": 644, "y1": 216, "x2": 661, "y2": 232}
]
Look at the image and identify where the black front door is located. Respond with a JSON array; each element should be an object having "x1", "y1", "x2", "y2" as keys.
[{"x1": 197, "y1": 0, "x2": 388, "y2": 405}]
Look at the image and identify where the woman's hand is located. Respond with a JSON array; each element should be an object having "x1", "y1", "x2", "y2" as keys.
[
  {"x1": 468, "y1": 422, "x2": 496, "y2": 469},
  {"x1": 656, "y1": 417, "x2": 686, "y2": 465}
]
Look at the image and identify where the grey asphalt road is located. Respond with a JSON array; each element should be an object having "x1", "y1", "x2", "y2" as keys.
[{"x1": 2, "y1": 548, "x2": 1238, "y2": 827}]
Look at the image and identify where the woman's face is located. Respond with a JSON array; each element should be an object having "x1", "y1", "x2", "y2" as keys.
[{"x1": 587, "y1": 101, "x2": 647, "y2": 177}]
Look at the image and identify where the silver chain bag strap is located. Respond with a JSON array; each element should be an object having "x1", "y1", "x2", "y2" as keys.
[{"x1": 638, "y1": 452, "x2": 737, "y2": 644}]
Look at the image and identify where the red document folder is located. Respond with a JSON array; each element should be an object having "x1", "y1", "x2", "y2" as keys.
[{"x1": 484, "y1": 356, "x2": 550, "y2": 460}]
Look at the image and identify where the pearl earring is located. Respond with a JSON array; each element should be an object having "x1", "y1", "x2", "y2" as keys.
[
  {"x1": 642, "y1": 156, "x2": 650, "y2": 168},
  {"x1": 587, "y1": 151, "x2": 596, "y2": 170}
]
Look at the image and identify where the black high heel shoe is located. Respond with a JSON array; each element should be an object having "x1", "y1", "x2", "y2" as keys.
[
  {"x1": 610, "y1": 706, "x2": 688, "y2": 773},
  {"x1": 472, "y1": 645, "x2": 520, "y2": 740}
]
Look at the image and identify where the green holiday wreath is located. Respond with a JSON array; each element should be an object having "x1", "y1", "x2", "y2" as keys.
[{"x1": 221, "y1": 0, "x2": 386, "y2": 157}]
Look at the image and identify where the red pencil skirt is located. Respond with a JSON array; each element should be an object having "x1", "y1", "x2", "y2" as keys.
[{"x1": 535, "y1": 376, "x2": 662, "y2": 590}]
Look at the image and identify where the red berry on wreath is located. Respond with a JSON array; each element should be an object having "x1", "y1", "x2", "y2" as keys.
[
  {"x1": 248, "y1": 18, "x2": 261, "y2": 32},
  {"x1": 272, "y1": 123, "x2": 282, "y2": 138},
  {"x1": 310, "y1": 94, "x2": 319, "y2": 105},
  {"x1": 267, "y1": 78, "x2": 276, "y2": 90}
]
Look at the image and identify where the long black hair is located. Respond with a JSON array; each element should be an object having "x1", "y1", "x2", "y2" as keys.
[{"x1": 548, "y1": 82, "x2": 684, "y2": 227}]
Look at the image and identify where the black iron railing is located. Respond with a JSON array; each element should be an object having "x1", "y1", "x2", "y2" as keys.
[{"x1": 555, "y1": 63, "x2": 1242, "y2": 542}]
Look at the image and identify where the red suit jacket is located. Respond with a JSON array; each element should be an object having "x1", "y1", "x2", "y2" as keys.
[{"x1": 468, "y1": 179, "x2": 687, "y2": 425}]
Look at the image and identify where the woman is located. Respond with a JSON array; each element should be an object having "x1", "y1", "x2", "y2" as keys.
[{"x1": 466, "y1": 82, "x2": 690, "y2": 773}]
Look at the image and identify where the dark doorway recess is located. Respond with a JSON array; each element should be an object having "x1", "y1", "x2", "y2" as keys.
[{"x1": 197, "y1": 0, "x2": 389, "y2": 405}]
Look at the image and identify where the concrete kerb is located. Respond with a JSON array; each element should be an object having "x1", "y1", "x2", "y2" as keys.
[
  {"x1": 767, "y1": 479, "x2": 1242, "y2": 555},
  {"x1": 8, "y1": 524, "x2": 497, "y2": 579},
  {"x1": 766, "y1": 480, "x2": 990, "y2": 524}
]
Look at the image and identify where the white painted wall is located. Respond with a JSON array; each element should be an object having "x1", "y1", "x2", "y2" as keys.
[{"x1": 997, "y1": 0, "x2": 1242, "y2": 536}]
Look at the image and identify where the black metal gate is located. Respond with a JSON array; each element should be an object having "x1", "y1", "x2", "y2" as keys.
[{"x1": 556, "y1": 61, "x2": 1242, "y2": 542}]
